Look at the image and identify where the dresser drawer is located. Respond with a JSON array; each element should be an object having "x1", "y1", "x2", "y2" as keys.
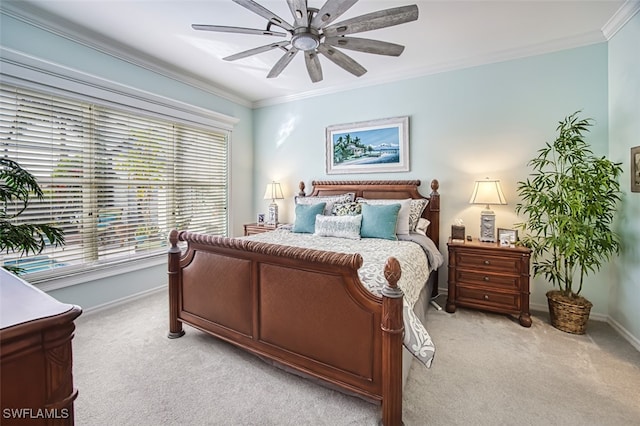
[
  {"x1": 457, "y1": 286, "x2": 521, "y2": 311},
  {"x1": 456, "y1": 270, "x2": 519, "y2": 290},
  {"x1": 456, "y1": 252, "x2": 521, "y2": 273}
]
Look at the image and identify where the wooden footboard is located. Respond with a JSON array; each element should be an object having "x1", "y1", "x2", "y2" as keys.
[{"x1": 167, "y1": 230, "x2": 405, "y2": 425}]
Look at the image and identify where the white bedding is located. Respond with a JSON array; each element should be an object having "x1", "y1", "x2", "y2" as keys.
[{"x1": 242, "y1": 228, "x2": 443, "y2": 367}]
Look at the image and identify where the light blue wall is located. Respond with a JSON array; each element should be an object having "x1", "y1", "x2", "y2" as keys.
[
  {"x1": 608, "y1": 11, "x2": 640, "y2": 342},
  {"x1": 47, "y1": 264, "x2": 167, "y2": 310},
  {"x1": 3, "y1": 7, "x2": 638, "y2": 345},
  {"x1": 1, "y1": 12, "x2": 255, "y2": 309},
  {"x1": 254, "y1": 43, "x2": 611, "y2": 315}
]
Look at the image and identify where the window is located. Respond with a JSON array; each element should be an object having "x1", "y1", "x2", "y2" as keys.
[{"x1": 1, "y1": 84, "x2": 229, "y2": 281}]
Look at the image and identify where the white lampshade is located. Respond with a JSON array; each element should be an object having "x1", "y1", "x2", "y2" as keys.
[
  {"x1": 469, "y1": 178, "x2": 507, "y2": 209},
  {"x1": 263, "y1": 182, "x2": 284, "y2": 201}
]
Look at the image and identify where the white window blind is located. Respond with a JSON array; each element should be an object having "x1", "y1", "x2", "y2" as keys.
[{"x1": 0, "y1": 84, "x2": 228, "y2": 281}]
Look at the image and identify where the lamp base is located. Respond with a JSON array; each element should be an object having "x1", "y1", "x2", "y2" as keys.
[
  {"x1": 479, "y1": 210, "x2": 496, "y2": 242},
  {"x1": 267, "y1": 203, "x2": 278, "y2": 226}
]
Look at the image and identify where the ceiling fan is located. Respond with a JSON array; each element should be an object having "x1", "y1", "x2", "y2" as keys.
[{"x1": 192, "y1": 0, "x2": 419, "y2": 83}]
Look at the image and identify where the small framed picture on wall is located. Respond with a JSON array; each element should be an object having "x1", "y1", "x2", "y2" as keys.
[{"x1": 632, "y1": 146, "x2": 640, "y2": 192}]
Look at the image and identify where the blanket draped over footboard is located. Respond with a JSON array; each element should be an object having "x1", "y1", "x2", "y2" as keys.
[{"x1": 243, "y1": 228, "x2": 439, "y2": 367}]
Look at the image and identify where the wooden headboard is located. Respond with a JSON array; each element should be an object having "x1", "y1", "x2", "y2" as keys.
[{"x1": 298, "y1": 179, "x2": 441, "y2": 249}]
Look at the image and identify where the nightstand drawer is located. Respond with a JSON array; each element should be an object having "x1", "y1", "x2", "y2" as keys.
[
  {"x1": 456, "y1": 252, "x2": 520, "y2": 273},
  {"x1": 457, "y1": 287, "x2": 520, "y2": 311},
  {"x1": 456, "y1": 270, "x2": 519, "y2": 290}
]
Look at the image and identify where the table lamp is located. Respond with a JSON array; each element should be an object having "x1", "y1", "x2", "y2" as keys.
[
  {"x1": 469, "y1": 178, "x2": 507, "y2": 242},
  {"x1": 264, "y1": 181, "x2": 284, "y2": 225}
]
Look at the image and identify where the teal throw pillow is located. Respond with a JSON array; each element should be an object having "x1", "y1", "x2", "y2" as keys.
[
  {"x1": 360, "y1": 203, "x2": 401, "y2": 240},
  {"x1": 292, "y1": 202, "x2": 326, "y2": 233}
]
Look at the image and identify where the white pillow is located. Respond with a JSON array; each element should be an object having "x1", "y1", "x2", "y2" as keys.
[
  {"x1": 295, "y1": 193, "x2": 354, "y2": 215},
  {"x1": 314, "y1": 214, "x2": 362, "y2": 240},
  {"x1": 415, "y1": 218, "x2": 431, "y2": 236},
  {"x1": 357, "y1": 198, "x2": 411, "y2": 235}
]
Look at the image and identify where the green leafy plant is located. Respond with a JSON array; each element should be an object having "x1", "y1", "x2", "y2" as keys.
[
  {"x1": 1, "y1": 158, "x2": 65, "y2": 274},
  {"x1": 515, "y1": 112, "x2": 623, "y2": 299}
]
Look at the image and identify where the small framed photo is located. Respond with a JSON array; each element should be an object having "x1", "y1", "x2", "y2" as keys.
[
  {"x1": 632, "y1": 146, "x2": 640, "y2": 193},
  {"x1": 497, "y1": 228, "x2": 518, "y2": 245},
  {"x1": 257, "y1": 213, "x2": 265, "y2": 225}
]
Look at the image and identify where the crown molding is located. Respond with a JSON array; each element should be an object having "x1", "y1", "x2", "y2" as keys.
[
  {"x1": 602, "y1": 0, "x2": 640, "y2": 40},
  {"x1": 0, "y1": 3, "x2": 253, "y2": 108}
]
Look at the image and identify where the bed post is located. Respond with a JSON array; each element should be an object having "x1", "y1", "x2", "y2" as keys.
[
  {"x1": 381, "y1": 257, "x2": 404, "y2": 426},
  {"x1": 428, "y1": 179, "x2": 440, "y2": 246},
  {"x1": 167, "y1": 230, "x2": 185, "y2": 339}
]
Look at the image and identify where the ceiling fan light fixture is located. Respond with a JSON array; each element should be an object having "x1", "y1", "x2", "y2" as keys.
[{"x1": 292, "y1": 32, "x2": 320, "y2": 51}]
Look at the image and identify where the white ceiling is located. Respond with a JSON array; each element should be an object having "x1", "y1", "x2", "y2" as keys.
[{"x1": 3, "y1": 1, "x2": 637, "y2": 107}]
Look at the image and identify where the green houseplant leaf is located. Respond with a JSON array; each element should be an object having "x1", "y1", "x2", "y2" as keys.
[
  {"x1": 1, "y1": 158, "x2": 65, "y2": 274},
  {"x1": 515, "y1": 112, "x2": 622, "y2": 299}
]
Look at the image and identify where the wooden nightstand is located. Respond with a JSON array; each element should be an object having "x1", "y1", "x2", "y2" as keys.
[
  {"x1": 243, "y1": 223, "x2": 277, "y2": 236},
  {"x1": 446, "y1": 238, "x2": 532, "y2": 327}
]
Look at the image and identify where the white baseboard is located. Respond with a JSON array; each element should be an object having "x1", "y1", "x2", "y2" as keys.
[
  {"x1": 82, "y1": 284, "x2": 166, "y2": 316},
  {"x1": 607, "y1": 316, "x2": 640, "y2": 352},
  {"x1": 437, "y1": 287, "x2": 639, "y2": 351}
]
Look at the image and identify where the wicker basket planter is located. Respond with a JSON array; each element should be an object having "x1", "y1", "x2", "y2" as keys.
[{"x1": 546, "y1": 290, "x2": 593, "y2": 334}]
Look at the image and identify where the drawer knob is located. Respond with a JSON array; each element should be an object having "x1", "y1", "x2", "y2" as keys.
[
  {"x1": 483, "y1": 276, "x2": 490, "y2": 281},
  {"x1": 484, "y1": 294, "x2": 489, "y2": 300},
  {"x1": 483, "y1": 260, "x2": 490, "y2": 265}
]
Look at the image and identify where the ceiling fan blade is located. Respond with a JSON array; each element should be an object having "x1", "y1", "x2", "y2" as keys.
[
  {"x1": 224, "y1": 41, "x2": 291, "y2": 61},
  {"x1": 233, "y1": 0, "x2": 294, "y2": 32},
  {"x1": 267, "y1": 47, "x2": 299, "y2": 78},
  {"x1": 191, "y1": 24, "x2": 287, "y2": 37},
  {"x1": 318, "y1": 44, "x2": 366, "y2": 77},
  {"x1": 323, "y1": 4, "x2": 418, "y2": 37},
  {"x1": 311, "y1": 0, "x2": 359, "y2": 29},
  {"x1": 287, "y1": 0, "x2": 309, "y2": 28},
  {"x1": 305, "y1": 50, "x2": 323, "y2": 83},
  {"x1": 324, "y1": 36, "x2": 404, "y2": 56}
]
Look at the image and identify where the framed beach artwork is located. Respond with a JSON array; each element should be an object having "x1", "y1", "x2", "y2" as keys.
[
  {"x1": 632, "y1": 146, "x2": 640, "y2": 193},
  {"x1": 325, "y1": 116, "x2": 409, "y2": 174}
]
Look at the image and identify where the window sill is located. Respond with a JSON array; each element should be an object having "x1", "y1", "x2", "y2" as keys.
[{"x1": 33, "y1": 254, "x2": 167, "y2": 292}]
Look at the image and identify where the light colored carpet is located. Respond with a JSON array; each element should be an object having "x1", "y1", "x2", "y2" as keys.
[{"x1": 72, "y1": 290, "x2": 640, "y2": 425}]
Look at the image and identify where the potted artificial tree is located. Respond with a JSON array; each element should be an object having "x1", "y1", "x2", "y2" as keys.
[
  {"x1": 515, "y1": 112, "x2": 623, "y2": 334},
  {"x1": 1, "y1": 158, "x2": 65, "y2": 274}
]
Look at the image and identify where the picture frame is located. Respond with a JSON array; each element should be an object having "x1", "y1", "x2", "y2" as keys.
[
  {"x1": 632, "y1": 146, "x2": 640, "y2": 193},
  {"x1": 257, "y1": 213, "x2": 265, "y2": 225},
  {"x1": 497, "y1": 228, "x2": 518, "y2": 245},
  {"x1": 326, "y1": 116, "x2": 409, "y2": 174}
]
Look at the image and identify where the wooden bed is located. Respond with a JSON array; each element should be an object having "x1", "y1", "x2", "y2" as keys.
[{"x1": 167, "y1": 179, "x2": 440, "y2": 425}]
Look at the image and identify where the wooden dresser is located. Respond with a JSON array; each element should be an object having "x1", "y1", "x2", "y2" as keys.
[
  {"x1": 446, "y1": 238, "x2": 532, "y2": 327},
  {"x1": 1, "y1": 269, "x2": 82, "y2": 425}
]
